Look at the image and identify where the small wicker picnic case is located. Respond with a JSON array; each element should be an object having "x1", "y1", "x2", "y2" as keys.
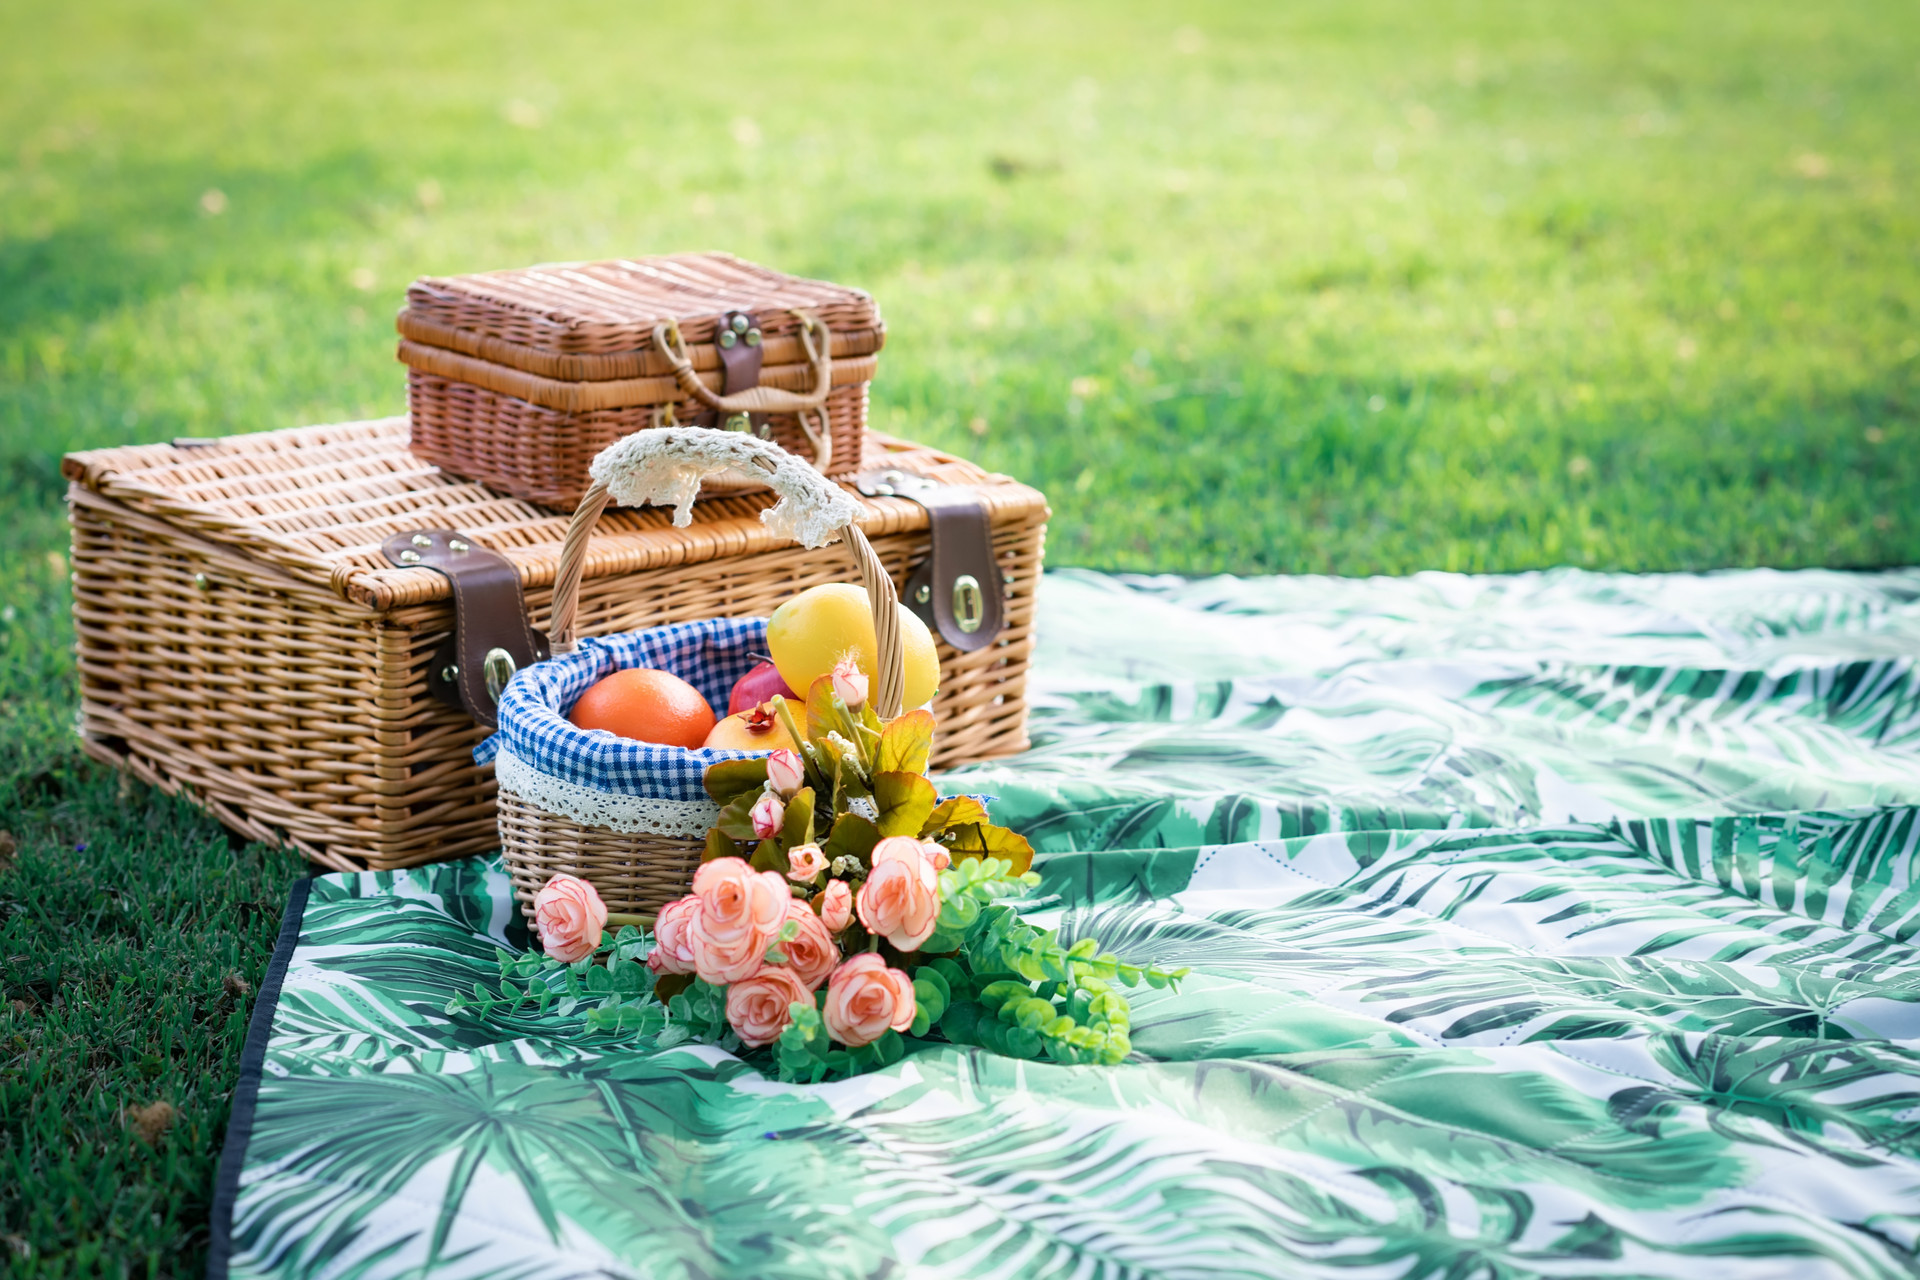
[
  {"x1": 63, "y1": 417, "x2": 1045, "y2": 873},
  {"x1": 490, "y1": 429, "x2": 917, "y2": 920},
  {"x1": 399, "y1": 252, "x2": 885, "y2": 508}
]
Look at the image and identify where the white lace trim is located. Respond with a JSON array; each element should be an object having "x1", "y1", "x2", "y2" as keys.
[
  {"x1": 588, "y1": 428, "x2": 860, "y2": 548},
  {"x1": 494, "y1": 747, "x2": 721, "y2": 837}
]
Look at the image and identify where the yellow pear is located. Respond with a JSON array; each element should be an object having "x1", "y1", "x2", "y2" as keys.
[{"x1": 766, "y1": 583, "x2": 939, "y2": 710}]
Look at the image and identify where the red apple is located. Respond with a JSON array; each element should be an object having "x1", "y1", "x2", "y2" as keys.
[{"x1": 728, "y1": 660, "x2": 797, "y2": 716}]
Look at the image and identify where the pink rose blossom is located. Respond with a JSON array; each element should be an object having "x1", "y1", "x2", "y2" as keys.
[
  {"x1": 822, "y1": 954, "x2": 917, "y2": 1047},
  {"x1": 857, "y1": 841, "x2": 940, "y2": 951},
  {"x1": 750, "y1": 791, "x2": 786, "y2": 839},
  {"x1": 870, "y1": 836, "x2": 926, "y2": 868},
  {"x1": 687, "y1": 859, "x2": 788, "y2": 984},
  {"x1": 771, "y1": 899, "x2": 840, "y2": 989},
  {"x1": 765, "y1": 749, "x2": 805, "y2": 798},
  {"x1": 830, "y1": 656, "x2": 869, "y2": 710},
  {"x1": 726, "y1": 965, "x2": 813, "y2": 1047},
  {"x1": 819, "y1": 879, "x2": 853, "y2": 932},
  {"x1": 787, "y1": 842, "x2": 826, "y2": 883},
  {"x1": 533, "y1": 873, "x2": 608, "y2": 964},
  {"x1": 648, "y1": 895, "x2": 700, "y2": 975}
]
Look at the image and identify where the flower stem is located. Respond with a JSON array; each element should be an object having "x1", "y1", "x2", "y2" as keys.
[{"x1": 771, "y1": 694, "x2": 807, "y2": 757}]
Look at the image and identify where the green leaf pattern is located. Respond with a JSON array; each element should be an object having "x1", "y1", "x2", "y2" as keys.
[{"x1": 228, "y1": 568, "x2": 1920, "y2": 1277}]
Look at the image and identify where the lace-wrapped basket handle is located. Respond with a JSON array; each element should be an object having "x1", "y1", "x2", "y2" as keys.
[{"x1": 545, "y1": 428, "x2": 906, "y2": 719}]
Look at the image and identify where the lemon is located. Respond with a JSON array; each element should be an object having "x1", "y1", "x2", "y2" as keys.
[{"x1": 766, "y1": 583, "x2": 940, "y2": 710}]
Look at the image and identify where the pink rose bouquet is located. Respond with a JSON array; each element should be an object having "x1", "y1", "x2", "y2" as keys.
[{"x1": 451, "y1": 666, "x2": 1187, "y2": 1083}]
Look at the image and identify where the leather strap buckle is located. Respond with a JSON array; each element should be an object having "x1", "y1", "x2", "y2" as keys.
[
  {"x1": 714, "y1": 310, "x2": 764, "y2": 394},
  {"x1": 853, "y1": 467, "x2": 1006, "y2": 653},
  {"x1": 381, "y1": 529, "x2": 550, "y2": 728}
]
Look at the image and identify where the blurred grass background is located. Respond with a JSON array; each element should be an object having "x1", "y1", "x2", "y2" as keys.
[{"x1": 1, "y1": 0, "x2": 1916, "y2": 1271}]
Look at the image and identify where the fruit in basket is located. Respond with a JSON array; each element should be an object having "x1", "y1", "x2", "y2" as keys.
[
  {"x1": 568, "y1": 668, "x2": 716, "y2": 748},
  {"x1": 728, "y1": 660, "x2": 797, "y2": 716},
  {"x1": 703, "y1": 703, "x2": 800, "y2": 753},
  {"x1": 766, "y1": 583, "x2": 939, "y2": 710}
]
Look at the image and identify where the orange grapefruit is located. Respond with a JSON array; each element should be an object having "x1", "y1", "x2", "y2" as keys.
[{"x1": 568, "y1": 668, "x2": 716, "y2": 748}]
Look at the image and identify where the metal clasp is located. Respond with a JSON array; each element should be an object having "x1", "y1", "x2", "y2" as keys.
[{"x1": 952, "y1": 574, "x2": 985, "y2": 634}]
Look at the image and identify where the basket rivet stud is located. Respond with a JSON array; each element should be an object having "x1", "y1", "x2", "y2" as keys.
[
  {"x1": 719, "y1": 330, "x2": 737, "y2": 349},
  {"x1": 914, "y1": 583, "x2": 931, "y2": 604},
  {"x1": 448, "y1": 539, "x2": 470, "y2": 553},
  {"x1": 731, "y1": 314, "x2": 750, "y2": 334},
  {"x1": 399, "y1": 549, "x2": 421, "y2": 564},
  {"x1": 744, "y1": 328, "x2": 761, "y2": 346},
  {"x1": 440, "y1": 663, "x2": 459, "y2": 683},
  {"x1": 411, "y1": 534, "x2": 433, "y2": 548},
  {"x1": 192, "y1": 572, "x2": 211, "y2": 591}
]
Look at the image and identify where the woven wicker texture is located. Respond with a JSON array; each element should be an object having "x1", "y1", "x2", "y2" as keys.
[
  {"x1": 397, "y1": 308, "x2": 884, "y2": 383},
  {"x1": 499, "y1": 789, "x2": 704, "y2": 918},
  {"x1": 405, "y1": 373, "x2": 868, "y2": 515},
  {"x1": 398, "y1": 253, "x2": 884, "y2": 503},
  {"x1": 404, "y1": 252, "x2": 881, "y2": 354},
  {"x1": 64, "y1": 417, "x2": 1045, "y2": 873}
]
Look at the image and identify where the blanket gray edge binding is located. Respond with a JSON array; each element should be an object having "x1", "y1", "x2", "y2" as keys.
[{"x1": 205, "y1": 876, "x2": 313, "y2": 1280}]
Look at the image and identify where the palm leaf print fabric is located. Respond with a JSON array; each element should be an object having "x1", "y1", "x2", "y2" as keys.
[{"x1": 217, "y1": 567, "x2": 1920, "y2": 1279}]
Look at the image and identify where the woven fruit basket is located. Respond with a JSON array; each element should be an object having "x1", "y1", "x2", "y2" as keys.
[{"x1": 486, "y1": 428, "x2": 913, "y2": 919}]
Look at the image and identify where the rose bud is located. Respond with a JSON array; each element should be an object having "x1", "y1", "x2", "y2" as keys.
[
  {"x1": 819, "y1": 879, "x2": 853, "y2": 933},
  {"x1": 749, "y1": 791, "x2": 786, "y2": 840},
  {"x1": 830, "y1": 656, "x2": 869, "y2": 711},
  {"x1": 765, "y1": 748, "x2": 805, "y2": 798}
]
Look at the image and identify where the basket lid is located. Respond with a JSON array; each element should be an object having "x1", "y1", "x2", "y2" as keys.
[
  {"x1": 405, "y1": 252, "x2": 883, "y2": 355},
  {"x1": 62, "y1": 417, "x2": 1045, "y2": 612}
]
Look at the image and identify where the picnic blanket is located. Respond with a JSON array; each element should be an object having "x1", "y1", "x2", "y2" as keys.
[{"x1": 211, "y1": 566, "x2": 1920, "y2": 1280}]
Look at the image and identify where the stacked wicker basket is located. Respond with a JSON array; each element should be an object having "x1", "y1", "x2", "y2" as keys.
[
  {"x1": 398, "y1": 252, "x2": 885, "y2": 508},
  {"x1": 65, "y1": 250, "x2": 1050, "y2": 891}
]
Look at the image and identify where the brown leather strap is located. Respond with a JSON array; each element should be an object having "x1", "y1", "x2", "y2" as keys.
[
  {"x1": 380, "y1": 529, "x2": 548, "y2": 728},
  {"x1": 714, "y1": 310, "x2": 763, "y2": 394},
  {"x1": 854, "y1": 468, "x2": 1006, "y2": 653}
]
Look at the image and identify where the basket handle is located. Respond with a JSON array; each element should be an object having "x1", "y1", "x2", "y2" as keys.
[
  {"x1": 653, "y1": 310, "x2": 833, "y2": 417},
  {"x1": 545, "y1": 429, "x2": 906, "y2": 719}
]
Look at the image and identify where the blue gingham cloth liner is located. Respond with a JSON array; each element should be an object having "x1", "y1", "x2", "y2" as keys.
[{"x1": 476, "y1": 617, "x2": 771, "y2": 804}]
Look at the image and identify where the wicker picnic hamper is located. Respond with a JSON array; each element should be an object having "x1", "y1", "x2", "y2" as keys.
[
  {"x1": 63, "y1": 417, "x2": 1045, "y2": 872},
  {"x1": 399, "y1": 252, "x2": 884, "y2": 508},
  {"x1": 488, "y1": 429, "x2": 913, "y2": 919}
]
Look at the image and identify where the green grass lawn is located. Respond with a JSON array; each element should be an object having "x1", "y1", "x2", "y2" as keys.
[{"x1": 2, "y1": 0, "x2": 1916, "y2": 1271}]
